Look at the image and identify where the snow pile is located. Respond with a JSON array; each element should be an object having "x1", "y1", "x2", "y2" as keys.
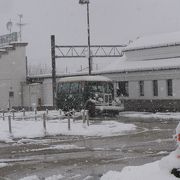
[
  {"x1": 19, "y1": 174, "x2": 64, "y2": 180},
  {"x1": 0, "y1": 119, "x2": 136, "y2": 142},
  {"x1": 0, "y1": 162, "x2": 8, "y2": 168},
  {"x1": 23, "y1": 144, "x2": 85, "y2": 152},
  {"x1": 159, "y1": 149, "x2": 180, "y2": 173},
  {"x1": 19, "y1": 176, "x2": 39, "y2": 180},
  {"x1": 49, "y1": 144, "x2": 85, "y2": 150},
  {"x1": 101, "y1": 149, "x2": 180, "y2": 180},
  {"x1": 100, "y1": 121, "x2": 180, "y2": 180},
  {"x1": 45, "y1": 174, "x2": 64, "y2": 180},
  {"x1": 101, "y1": 122, "x2": 180, "y2": 180}
]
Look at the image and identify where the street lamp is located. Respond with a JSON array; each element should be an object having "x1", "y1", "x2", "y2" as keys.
[{"x1": 79, "y1": 0, "x2": 92, "y2": 75}]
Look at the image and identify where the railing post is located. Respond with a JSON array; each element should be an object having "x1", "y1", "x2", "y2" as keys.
[
  {"x1": 86, "y1": 110, "x2": 89, "y2": 126},
  {"x1": 3, "y1": 111, "x2": 5, "y2": 121},
  {"x1": 59, "y1": 109, "x2": 62, "y2": 115},
  {"x1": 68, "y1": 113, "x2": 71, "y2": 131},
  {"x1": 59, "y1": 109, "x2": 62, "y2": 120},
  {"x1": 43, "y1": 113, "x2": 47, "y2": 135},
  {"x1": 72, "y1": 109, "x2": 75, "y2": 122},
  {"x1": 35, "y1": 109, "x2": 37, "y2": 121},
  {"x1": 82, "y1": 110, "x2": 86, "y2": 124},
  {"x1": 12, "y1": 111, "x2": 15, "y2": 120},
  {"x1": 23, "y1": 108, "x2": 25, "y2": 117},
  {"x1": 8, "y1": 115, "x2": 12, "y2": 134}
]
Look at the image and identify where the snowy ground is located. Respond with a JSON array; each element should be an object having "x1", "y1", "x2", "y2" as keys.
[
  {"x1": 19, "y1": 174, "x2": 64, "y2": 180},
  {"x1": 0, "y1": 110, "x2": 180, "y2": 180},
  {"x1": 0, "y1": 110, "x2": 136, "y2": 143}
]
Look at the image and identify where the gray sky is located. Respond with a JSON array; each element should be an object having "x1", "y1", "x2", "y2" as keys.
[{"x1": 1, "y1": 0, "x2": 180, "y2": 73}]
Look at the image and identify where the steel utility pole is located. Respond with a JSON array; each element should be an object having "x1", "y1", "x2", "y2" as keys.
[
  {"x1": 51, "y1": 35, "x2": 56, "y2": 108},
  {"x1": 79, "y1": 0, "x2": 91, "y2": 75}
]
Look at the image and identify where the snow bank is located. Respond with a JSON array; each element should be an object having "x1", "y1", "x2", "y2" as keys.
[
  {"x1": 101, "y1": 120, "x2": 180, "y2": 180},
  {"x1": 101, "y1": 149, "x2": 180, "y2": 180},
  {"x1": 19, "y1": 174, "x2": 64, "y2": 180},
  {"x1": 19, "y1": 176, "x2": 39, "y2": 180},
  {"x1": 0, "y1": 162, "x2": 8, "y2": 168},
  {"x1": 23, "y1": 144, "x2": 85, "y2": 152},
  {"x1": 0, "y1": 119, "x2": 136, "y2": 142}
]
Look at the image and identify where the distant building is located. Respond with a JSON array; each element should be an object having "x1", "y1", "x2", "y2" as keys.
[
  {"x1": 0, "y1": 39, "x2": 28, "y2": 110},
  {"x1": 101, "y1": 31, "x2": 180, "y2": 111}
]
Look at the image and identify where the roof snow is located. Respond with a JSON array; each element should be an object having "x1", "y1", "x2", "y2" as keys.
[
  {"x1": 99, "y1": 56, "x2": 180, "y2": 73},
  {"x1": 124, "y1": 31, "x2": 180, "y2": 51},
  {"x1": 58, "y1": 75, "x2": 112, "y2": 82}
]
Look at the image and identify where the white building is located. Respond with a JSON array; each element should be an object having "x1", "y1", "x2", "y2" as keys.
[
  {"x1": 101, "y1": 31, "x2": 180, "y2": 111},
  {"x1": 0, "y1": 41, "x2": 28, "y2": 110}
]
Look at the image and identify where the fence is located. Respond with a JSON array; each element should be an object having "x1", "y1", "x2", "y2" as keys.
[{"x1": 0, "y1": 109, "x2": 90, "y2": 137}]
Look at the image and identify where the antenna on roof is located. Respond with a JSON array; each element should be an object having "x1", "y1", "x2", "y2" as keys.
[
  {"x1": 6, "y1": 19, "x2": 13, "y2": 34},
  {"x1": 16, "y1": 14, "x2": 26, "y2": 42}
]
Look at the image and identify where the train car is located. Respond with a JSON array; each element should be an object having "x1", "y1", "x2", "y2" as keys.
[{"x1": 56, "y1": 75, "x2": 124, "y2": 116}]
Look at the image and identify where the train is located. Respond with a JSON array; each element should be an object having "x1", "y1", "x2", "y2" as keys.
[{"x1": 56, "y1": 75, "x2": 124, "y2": 117}]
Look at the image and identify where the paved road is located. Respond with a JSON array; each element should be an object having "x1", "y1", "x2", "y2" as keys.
[{"x1": 0, "y1": 117, "x2": 178, "y2": 180}]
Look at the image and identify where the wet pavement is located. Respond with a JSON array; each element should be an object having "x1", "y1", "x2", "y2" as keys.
[{"x1": 0, "y1": 116, "x2": 178, "y2": 180}]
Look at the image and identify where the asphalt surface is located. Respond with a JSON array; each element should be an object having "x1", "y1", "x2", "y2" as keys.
[{"x1": 0, "y1": 116, "x2": 178, "y2": 180}]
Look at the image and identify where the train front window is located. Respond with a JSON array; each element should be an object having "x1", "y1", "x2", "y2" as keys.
[
  {"x1": 61, "y1": 82, "x2": 70, "y2": 93},
  {"x1": 87, "y1": 82, "x2": 104, "y2": 93},
  {"x1": 70, "y1": 82, "x2": 79, "y2": 94},
  {"x1": 108, "y1": 83, "x2": 114, "y2": 94},
  {"x1": 85, "y1": 81, "x2": 113, "y2": 95},
  {"x1": 97, "y1": 83, "x2": 104, "y2": 93}
]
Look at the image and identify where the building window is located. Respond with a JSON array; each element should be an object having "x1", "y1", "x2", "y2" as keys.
[
  {"x1": 167, "y1": 79, "x2": 173, "y2": 96},
  {"x1": 117, "y1": 81, "x2": 129, "y2": 97},
  {"x1": 153, "y1": 80, "x2": 158, "y2": 96},
  {"x1": 139, "y1": 81, "x2": 144, "y2": 96}
]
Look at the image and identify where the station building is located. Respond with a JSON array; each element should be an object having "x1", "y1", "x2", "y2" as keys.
[{"x1": 1, "y1": 31, "x2": 180, "y2": 112}]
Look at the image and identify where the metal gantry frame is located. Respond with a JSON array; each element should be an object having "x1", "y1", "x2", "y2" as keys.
[
  {"x1": 51, "y1": 35, "x2": 126, "y2": 108},
  {"x1": 55, "y1": 45, "x2": 125, "y2": 58}
]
